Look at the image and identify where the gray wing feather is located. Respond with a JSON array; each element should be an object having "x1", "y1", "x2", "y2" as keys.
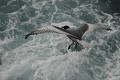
[{"x1": 25, "y1": 25, "x2": 77, "y2": 39}]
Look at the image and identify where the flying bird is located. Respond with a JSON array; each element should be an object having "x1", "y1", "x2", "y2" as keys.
[{"x1": 25, "y1": 23, "x2": 112, "y2": 49}]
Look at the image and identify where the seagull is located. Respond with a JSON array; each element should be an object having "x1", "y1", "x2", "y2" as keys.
[{"x1": 25, "y1": 23, "x2": 112, "y2": 49}]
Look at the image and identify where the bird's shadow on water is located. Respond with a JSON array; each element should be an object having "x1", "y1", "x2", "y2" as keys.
[
  {"x1": 70, "y1": 44, "x2": 84, "y2": 52},
  {"x1": 59, "y1": 44, "x2": 84, "y2": 54}
]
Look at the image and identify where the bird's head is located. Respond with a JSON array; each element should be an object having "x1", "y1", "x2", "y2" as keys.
[{"x1": 61, "y1": 25, "x2": 70, "y2": 30}]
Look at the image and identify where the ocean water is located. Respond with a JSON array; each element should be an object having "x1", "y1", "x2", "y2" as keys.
[{"x1": 0, "y1": 0, "x2": 120, "y2": 80}]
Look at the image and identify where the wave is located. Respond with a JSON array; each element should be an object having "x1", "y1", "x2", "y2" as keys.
[{"x1": 0, "y1": 0, "x2": 120, "y2": 80}]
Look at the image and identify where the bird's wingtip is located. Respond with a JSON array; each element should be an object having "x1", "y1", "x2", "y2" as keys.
[
  {"x1": 25, "y1": 34, "x2": 30, "y2": 39},
  {"x1": 106, "y1": 28, "x2": 113, "y2": 31}
]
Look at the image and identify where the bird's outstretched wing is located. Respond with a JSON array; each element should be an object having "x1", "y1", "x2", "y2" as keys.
[{"x1": 25, "y1": 25, "x2": 77, "y2": 39}]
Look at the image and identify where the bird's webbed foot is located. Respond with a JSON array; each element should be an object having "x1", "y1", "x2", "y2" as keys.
[{"x1": 68, "y1": 42, "x2": 74, "y2": 50}]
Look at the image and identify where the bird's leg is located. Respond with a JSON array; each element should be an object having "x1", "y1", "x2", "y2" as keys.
[
  {"x1": 68, "y1": 42, "x2": 74, "y2": 50},
  {"x1": 74, "y1": 42, "x2": 78, "y2": 49}
]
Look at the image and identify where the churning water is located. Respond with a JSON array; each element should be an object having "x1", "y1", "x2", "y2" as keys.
[{"x1": 0, "y1": 0, "x2": 120, "y2": 80}]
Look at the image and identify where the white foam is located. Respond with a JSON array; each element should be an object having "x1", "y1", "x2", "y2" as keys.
[{"x1": 0, "y1": 0, "x2": 120, "y2": 80}]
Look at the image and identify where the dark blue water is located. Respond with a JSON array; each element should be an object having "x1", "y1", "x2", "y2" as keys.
[{"x1": 0, "y1": 0, "x2": 120, "y2": 80}]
